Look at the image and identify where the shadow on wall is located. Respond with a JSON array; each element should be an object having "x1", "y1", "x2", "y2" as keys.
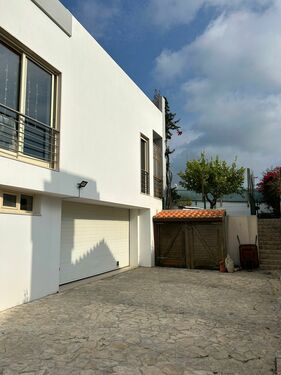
[
  {"x1": 60, "y1": 238, "x2": 117, "y2": 285},
  {"x1": 27, "y1": 169, "x2": 117, "y2": 304},
  {"x1": 226, "y1": 216, "x2": 258, "y2": 266}
]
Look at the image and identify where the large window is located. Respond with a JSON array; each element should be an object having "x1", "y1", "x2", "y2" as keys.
[
  {"x1": 141, "y1": 135, "x2": 149, "y2": 194},
  {"x1": 0, "y1": 39, "x2": 59, "y2": 168}
]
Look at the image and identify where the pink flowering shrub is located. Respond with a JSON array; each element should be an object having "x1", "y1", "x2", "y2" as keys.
[{"x1": 257, "y1": 167, "x2": 280, "y2": 216}]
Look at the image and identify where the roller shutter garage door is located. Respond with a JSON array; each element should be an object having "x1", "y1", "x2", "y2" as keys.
[{"x1": 60, "y1": 202, "x2": 130, "y2": 284}]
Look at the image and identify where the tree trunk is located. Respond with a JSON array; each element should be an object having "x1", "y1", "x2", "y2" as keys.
[
  {"x1": 206, "y1": 194, "x2": 216, "y2": 209},
  {"x1": 165, "y1": 145, "x2": 173, "y2": 209},
  {"x1": 210, "y1": 201, "x2": 216, "y2": 209},
  {"x1": 165, "y1": 169, "x2": 173, "y2": 209}
]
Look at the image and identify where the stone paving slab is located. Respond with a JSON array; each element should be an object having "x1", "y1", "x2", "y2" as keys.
[
  {"x1": 0, "y1": 267, "x2": 280, "y2": 374},
  {"x1": 276, "y1": 356, "x2": 281, "y2": 375}
]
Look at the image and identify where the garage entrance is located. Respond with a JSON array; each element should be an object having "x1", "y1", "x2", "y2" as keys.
[{"x1": 60, "y1": 202, "x2": 130, "y2": 284}]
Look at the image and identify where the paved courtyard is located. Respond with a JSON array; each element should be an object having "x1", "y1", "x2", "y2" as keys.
[{"x1": 0, "y1": 267, "x2": 281, "y2": 375}]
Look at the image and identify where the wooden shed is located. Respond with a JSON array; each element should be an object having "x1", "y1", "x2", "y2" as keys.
[{"x1": 153, "y1": 210, "x2": 226, "y2": 269}]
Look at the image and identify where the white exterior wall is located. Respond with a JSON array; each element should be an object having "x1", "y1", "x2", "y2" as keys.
[
  {"x1": 0, "y1": 0, "x2": 163, "y2": 207},
  {"x1": 226, "y1": 216, "x2": 258, "y2": 266},
  {"x1": 0, "y1": 196, "x2": 61, "y2": 311},
  {"x1": 0, "y1": 0, "x2": 164, "y2": 310}
]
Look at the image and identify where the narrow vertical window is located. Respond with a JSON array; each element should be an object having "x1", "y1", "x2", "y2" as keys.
[
  {"x1": 141, "y1": 135, "x2": 149, "y2": 194},
  {"x1": 153, "y1": 132, "x2": 163, "y2": 198},
  {"x1": 24, "y1": 59, "x2": 52, "y2": 161},
  {"x1": 0, "y1": 43, "x2": 20, "y2": 151}
]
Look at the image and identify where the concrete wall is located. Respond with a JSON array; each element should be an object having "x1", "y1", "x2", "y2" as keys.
[
  {"x1": 139, "y1": 209, "x2": 153, "y2": 267},
  {"x1": 0, "y1": 196, "x2": 61, "y2": 311},
  {"x1": 226, "y1": 216, "x2": 258, "y2": 266},
  {"x1": 129, "y1": 209, "x2": 140, "y2": 268}
]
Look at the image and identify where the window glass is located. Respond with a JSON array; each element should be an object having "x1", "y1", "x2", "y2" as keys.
[
  {"x1": 25, "y1": 59, "x2": 52, "y2": 125},
  {"x1": 141, "y1": 139, "x2": 146, "y2": 171},
  {"x1": 24, "y1": 59, "x2": 52, "y2": 161},
  {"x1": 3, "y1": 193, "x2": 17, "y2": 208},
  {"x1": 0, "y1": 43, "x2": 20, "y2": 151},
  {"x1": 141, "y1": 137, "x2": 149, "y2": 194},
  {"x1": 153, "y1": 142, "x2": 162, "y2": 178},
  {"x1": 20, "y1": 195, "x2": 33, "y2": 211},
  {"x1": 0, "y1": 43, "x2": 20, "y2": 111}
]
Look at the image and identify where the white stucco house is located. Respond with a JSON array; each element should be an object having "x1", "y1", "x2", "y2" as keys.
[{"x1": 0, "y1": 0, "x2": 165, "y2": 311}]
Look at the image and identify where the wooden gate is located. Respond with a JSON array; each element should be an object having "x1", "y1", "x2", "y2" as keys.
[{"x1": 154, "y1": 221, "x2": 225, "y2": 269}]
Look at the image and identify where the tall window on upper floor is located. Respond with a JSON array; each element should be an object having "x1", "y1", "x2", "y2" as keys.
[
  {"x1": 0, "y1": 39, "x2": 59, "y2": 168},
  {"x1": 0, "y1": 43, "x2": 20, "y2": 152},
  {"x1": 153, "y1": 132, "x2": 163, "y2": 199},
  {"x1": 141, "y1": 135, "x2": 149, "y2": 194}
]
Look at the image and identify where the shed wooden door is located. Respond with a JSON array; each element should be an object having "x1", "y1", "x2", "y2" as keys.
[
  {"x1": 191, "y1": 223, "x2": 223, "y2": 269},
  {"x1": 155, "y1": 223, "x2": 187, "y2": 267},
  {"x1": 155, "y1": 222, "x2": 224, "y2": 269}
]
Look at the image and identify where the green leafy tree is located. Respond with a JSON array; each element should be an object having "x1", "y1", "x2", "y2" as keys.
[
  {"x1": 153, "y1": 90, "x2": 182, "y2": 209},
  {"x1": 178, "y1": 153, "x2": 245, "y2": 209}
]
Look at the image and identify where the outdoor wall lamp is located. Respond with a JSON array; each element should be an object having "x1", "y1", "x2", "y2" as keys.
[
  {"x1": 77, "y1": 180, "x2": 88, "y2": 197},
  {"x1": 77, "y1": 180, "x2": 88, "y2": 189}
]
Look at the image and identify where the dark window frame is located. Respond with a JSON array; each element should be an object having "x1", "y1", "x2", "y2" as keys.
[
  {"x1": 153, "y1": 132, "x2": 163, "y2": 199},
  {"x1": 141, "y1": 134, "x2": 150, "y2": 195}
]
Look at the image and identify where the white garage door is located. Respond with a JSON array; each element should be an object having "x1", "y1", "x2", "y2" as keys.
[{"x1": 60, "y1": 202, "x2": 130, "y2": 284}]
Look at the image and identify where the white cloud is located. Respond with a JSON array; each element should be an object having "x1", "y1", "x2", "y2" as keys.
[
  {"x1": 155, "y1": 1, "x2": 281, "y2": 176},
  {"x1": 148, "y1": 0, "x2": 205, "y2": 29},
  {"x1": 73, "y1": 0, "x2": 121, "y2": 38},
  {"x1": 156, "y1": 5, "x2": 281, "y2": 89},
  {"x1": 155, "y1": 49, "x2": 187, "y2": 81},
  {"x1": 149, "y1": 0, "x2": 274, "y2": 29}
]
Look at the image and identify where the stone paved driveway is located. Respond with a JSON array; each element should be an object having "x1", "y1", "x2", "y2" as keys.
[{"x1": 0, "y1": 268, "x2": 281, "y2": 375}]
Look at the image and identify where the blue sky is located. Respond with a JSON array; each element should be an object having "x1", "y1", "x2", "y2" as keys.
[{"x1": 60, "y1": 0, "x2": 281, "y2": 181}]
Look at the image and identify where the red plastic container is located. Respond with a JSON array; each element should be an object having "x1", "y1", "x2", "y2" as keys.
[{"x1": 239, "y1": 244, "x2": 259, "y2": 270}]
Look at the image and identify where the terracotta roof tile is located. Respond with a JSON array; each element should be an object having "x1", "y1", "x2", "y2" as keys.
[{"x1": 153, "y1": 209, "x2": 225, "y2": 221}]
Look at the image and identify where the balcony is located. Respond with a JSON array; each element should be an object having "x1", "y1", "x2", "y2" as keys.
[
  {"x1": 154, "y1": 176, "x2": 163, "y2": 199},
  {"x1": 141, "y1": 169, "x2": 150, "y2": 194},
  {"x1": 0, "y1": 103, "x2": 59, "y2": 168}
]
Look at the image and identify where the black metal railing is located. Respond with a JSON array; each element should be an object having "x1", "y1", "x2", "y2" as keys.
[
  {"x1": 0, "y1": 103, "x2": 59, "y2": 167},
  {"x1": 154, "y1": 176, "x2": 163, "y2": 198},
  {"x1": 141, "y1": 169, "x2": 150, "y2": 194}
]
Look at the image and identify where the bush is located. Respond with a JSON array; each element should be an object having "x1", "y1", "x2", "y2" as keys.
[
  {"x1": 176, "y1": 199, "x2": 192, "y2": 207},
  {"x1": 257, "y1": 167, "x2": 281, "y2": 217}
]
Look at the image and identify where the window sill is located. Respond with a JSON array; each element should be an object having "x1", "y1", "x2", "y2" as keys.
[
  {"x1": 0, "y1": 211, "x2": 41, "y2": 216},
  {"x1": 140, "y1": 192, "x2": 151, "y2": 196},
  {"x1": 0, "y1": 149, "x2": 58, "y2": 171},
  {"x1": 153, "y1": 196, "x2": 163, "y2": 201}
]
